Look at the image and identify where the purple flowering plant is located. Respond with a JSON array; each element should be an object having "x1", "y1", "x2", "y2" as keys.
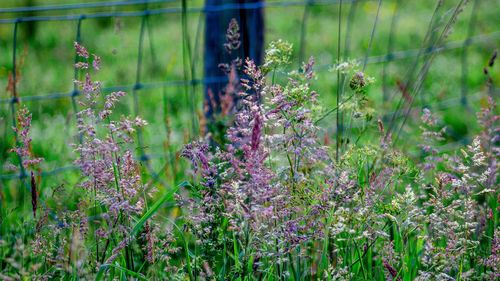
[
  {"x1": 174, "y1": 23, "x2": 500, "y2": 281},
  {"x1": 0, "y1": 20, "x2": 499, "y2": 281}
]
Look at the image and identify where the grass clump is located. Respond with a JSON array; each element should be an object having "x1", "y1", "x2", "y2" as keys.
[{"x1": 0, "y1": 17, "x2": 499, "y2": 281}]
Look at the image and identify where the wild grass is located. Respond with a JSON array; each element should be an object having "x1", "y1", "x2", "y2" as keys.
[{"x1": 0, "y1": 0, "x2": 499, "y2": 280}]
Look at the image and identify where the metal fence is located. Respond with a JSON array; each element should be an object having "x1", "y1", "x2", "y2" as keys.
[{"x1": 0, "y1": 0, "x2": 498, "y2": 187}]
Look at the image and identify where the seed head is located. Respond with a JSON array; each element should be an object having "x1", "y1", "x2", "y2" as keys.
[
  {"x1": 349, "y1": 71, "x2": 367, "y2": 91},
  {"x1": 488, "y1": 49, "x2": 498, "y2": 67},
  {"x1": 31, "y1": 171, "x2": 38, "y2": 218},
  {"x1": 224, "y1": 18, "x2": 241, "y2": 54}
]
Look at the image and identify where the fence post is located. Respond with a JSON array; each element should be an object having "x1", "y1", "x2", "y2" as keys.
[{"x1": 203, "y1": 0, "x2": 264, "y2": 120}]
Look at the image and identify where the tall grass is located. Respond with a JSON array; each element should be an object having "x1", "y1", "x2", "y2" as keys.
[{"x1": 0, "y1": 1, "x2": 499, "y2": 280}]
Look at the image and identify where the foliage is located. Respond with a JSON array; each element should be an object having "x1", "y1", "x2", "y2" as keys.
[{"x1": 0, "y1": 16, "x2": 499, "y2": 281}]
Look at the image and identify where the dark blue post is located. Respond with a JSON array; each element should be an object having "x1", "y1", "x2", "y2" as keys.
[{"x1": 204, "y1": 0, "x2": 264, "y2": 119}]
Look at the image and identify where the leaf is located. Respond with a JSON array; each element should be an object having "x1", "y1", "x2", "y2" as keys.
[
  {"x1": 130, "y1": 181, "x2": 189, "y2": 237},
  {"x1": 233, "y1": 232, "x2": 240, "y2": 267},
  {"x1": 95, "y1": 263, "x2": 147, "y2": 281}
]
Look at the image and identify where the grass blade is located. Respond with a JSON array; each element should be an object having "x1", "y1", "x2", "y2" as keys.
[
  {"x1": 130, "y1": 180, "x2": 189, "y2": 237},
  {"x1": 95, "y1": 263, "x2": 147, "y2": 281}
]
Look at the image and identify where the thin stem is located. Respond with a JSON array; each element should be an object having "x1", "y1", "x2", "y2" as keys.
[
  {"x1": 314, "y1": 94, "x2": 354, "y2": 125},
  {"x1": 336, "y1": 0, "x2": 342, "y2": 164},
  {"x1": 181, "y1": 0, "x2": 197, "y2": 138},
  {"x1": 362, "y1": 0, "x2": 383, "y2": 72}
]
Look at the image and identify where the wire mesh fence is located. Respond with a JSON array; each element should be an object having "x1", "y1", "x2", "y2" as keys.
[{"x1": 0, "y1": 0, "x2": 498, "y2": 186}]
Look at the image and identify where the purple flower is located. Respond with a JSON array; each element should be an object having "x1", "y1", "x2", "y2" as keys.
[
  {"x1": 92, "y1": 54, "x2": 101, "y2": 70},
  {"x1": 10, "y1": 105, "x2": 44, "y2": 168},
  {"x1": 74, "y1": 41, "x2": 89, "y2": 59},
  {"x1": 251, "y1": 114, "x2": 262, "y2": 151},
  {"x1": 224, "y1": 18, "x2": 241, "y2": 54}
]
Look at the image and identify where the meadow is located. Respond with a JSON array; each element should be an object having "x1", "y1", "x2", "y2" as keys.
[{"x1": 0, "y1": 0, "x2": 499, "y2": 280}]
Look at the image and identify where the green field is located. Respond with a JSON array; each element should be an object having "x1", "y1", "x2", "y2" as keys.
[{"x1": 1, "y1": 0, "x2": 499, "y2": 280}]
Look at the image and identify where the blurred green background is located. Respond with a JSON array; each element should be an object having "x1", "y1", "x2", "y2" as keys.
[{"x1": 0, "y1": 0, "x2": 499, "y2": 206}]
